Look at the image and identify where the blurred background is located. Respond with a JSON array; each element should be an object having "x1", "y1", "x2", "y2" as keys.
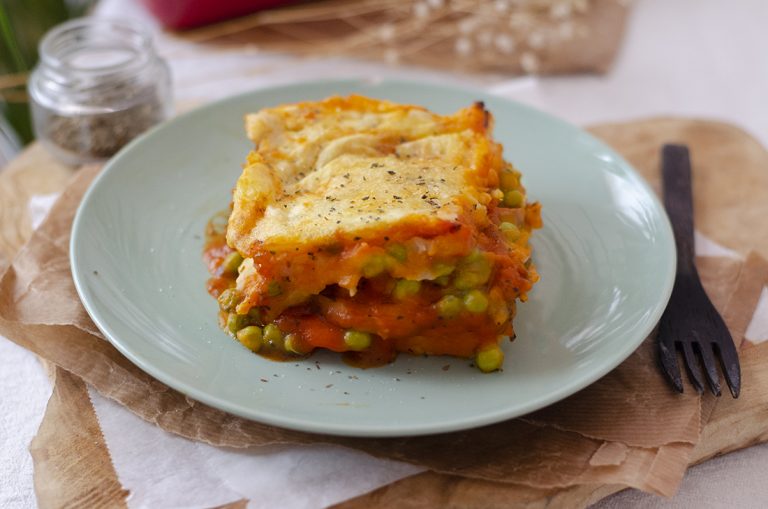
[
  {"x1": 0, "y1": 0, "x2": 95, "y2": 164},
  {"x1": 1, "y1": 0, "x2": 767, "y2": 167}
]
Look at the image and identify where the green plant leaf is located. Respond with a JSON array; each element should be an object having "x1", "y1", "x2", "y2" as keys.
[{"x1": 0, "y1": 0, "x2": 95, "y2": 145}]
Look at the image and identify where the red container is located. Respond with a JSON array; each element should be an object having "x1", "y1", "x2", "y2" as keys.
[{"x1": 141, "y1": 0, "x2": 297, "y2": 30}]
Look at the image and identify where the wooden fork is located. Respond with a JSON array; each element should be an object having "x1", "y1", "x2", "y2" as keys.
[{"x1": 657, "y1": 144, "x2": 741, "y2": 397}]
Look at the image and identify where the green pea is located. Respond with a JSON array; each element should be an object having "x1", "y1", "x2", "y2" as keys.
[
  {"x1": 284, "y1": 333, "x2": 308, "y2": 355},
  {"x1": 344, "y1": 330, "x2": 372, "y2": 351},
  {"x1": 221, "y1": 251, "x2": 243, "y2": 276},
  {"x1": 432, "y1": 263, "x2": 455, "y2": 278},
  {"x1": 386, "y1": 244, "x2": 408, "y2": 262},
  {"x1": 454, "y1": 251, "x2": 491, "y2": 290},
  {"x1": 503, "y1": 190, "x2": 524, "y2": 208},
  {"x1": 362, "y1": 255, "x2": 387, "y2": 278},
  {"x1": 393, "y1": 279, "x2": 421, "y2": 300},
  {"x1": 217, "y1": 288, "x2": 241, "y2": 312},
  {"x1": 263, "y1": 323, "x2": 283, "y2": 347},
  {"x1": 226, "y1": 313, "x2": 247, "y2": 335},
  {"x1": 436, "y1": 295, "x2": 462, "y2": 318},
  {"x1": 499, "y1": 222, "x2": 521, "y2": 242},
  {"x1": 463, "y1": 289, "x2": 489, "y2": 313},
  {"x1": 236, "y1": 326, "x2": 263, "y2": 352},
  {"x1": 476, "y1": 344, "x2": 504, "y2": 372},
  {"x1": 267, "y1": 281, "x2": 282, "y2": 297},
  {"x1": 499, "y1": 171, "x2": 519, "y2": 192}
]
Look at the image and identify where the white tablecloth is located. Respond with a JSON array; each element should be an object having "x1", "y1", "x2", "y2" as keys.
[{"x1": 3, "y1": 0, "x2": 768, "y2": 507}]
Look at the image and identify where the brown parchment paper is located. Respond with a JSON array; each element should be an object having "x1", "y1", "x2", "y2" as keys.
[
  {"x1": 2, "y1": 118, "x2": 768, "y2": 507},
  {"x1": 29, "y1": 364, "x2": 129, "y2": 509}
]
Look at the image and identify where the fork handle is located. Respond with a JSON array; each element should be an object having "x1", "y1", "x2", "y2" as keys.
[{"x1": 662, "y1": 145, "x2": 696, "y2": 275}]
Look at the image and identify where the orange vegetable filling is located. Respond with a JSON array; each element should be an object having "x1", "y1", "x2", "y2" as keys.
[{"x1": 205, "y1": 198, "x2": 540, "y2": 368}]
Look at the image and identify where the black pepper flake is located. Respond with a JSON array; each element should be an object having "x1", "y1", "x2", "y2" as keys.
[
  {"x1": 260, "y1": 378, "x2": 269, "y2": 383},
  {"x1": 362, "y1": 196, "x2": 370, "y2": 201},
  {"x1": 325, "y1": 384, "x2": 333, "y2": 388},
  {"x1": 393, "y1": 195, "x2": 402, "y2": 200},
  {"x1": 354, "y1": 236, "x2": 361, "y2": 241},
  {"x1": 387, "y1": 170, "x2": 396, "y2": 175},
  {"x1": 92, "y1": 270, "x2": 99, "y2": 275}
]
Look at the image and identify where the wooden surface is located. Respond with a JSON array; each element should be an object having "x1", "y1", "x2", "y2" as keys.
[{"x1": 0, "y1": 144, "x2": 74, "y2": 263}]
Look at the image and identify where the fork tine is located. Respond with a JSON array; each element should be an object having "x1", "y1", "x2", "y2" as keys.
[
  {"x1": 715, "y1": 340, "x2": 741, "y2": 398},
  {"x1": 695, "y1": 342, "x2": 722, "y2": 396},
  {"x1": 658, "y1": 335, "x2": 684, "y2": 393},
  {"x1": 681, "y1": 341, "x2": 705, "y2": 394}
]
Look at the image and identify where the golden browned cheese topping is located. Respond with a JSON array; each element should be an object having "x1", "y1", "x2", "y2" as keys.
[{"x1": 226, "y1": 95, "x2": 501, "y2": 254}]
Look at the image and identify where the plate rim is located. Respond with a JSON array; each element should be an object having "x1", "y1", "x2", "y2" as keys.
[{"x1": 70, "y1": 78, "x2": 676, "y2": 437}]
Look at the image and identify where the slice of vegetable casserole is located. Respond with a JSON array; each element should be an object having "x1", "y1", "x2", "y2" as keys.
[{"x1": 204, "y1": 95, "x2": 541, "y2": 372}]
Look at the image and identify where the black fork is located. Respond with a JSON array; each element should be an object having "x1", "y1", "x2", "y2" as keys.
[{"x1": 657, "y1": 144, "x2": 741, "y2": 397}]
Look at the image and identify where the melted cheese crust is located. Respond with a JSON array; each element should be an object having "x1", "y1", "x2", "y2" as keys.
[{"x1": 226, "y1": 95, "x2": 501, "y2": 255}]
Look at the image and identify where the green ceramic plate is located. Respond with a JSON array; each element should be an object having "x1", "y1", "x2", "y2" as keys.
[{"x1": 71, "y1": 80, "x2": 675, "y2": 437}]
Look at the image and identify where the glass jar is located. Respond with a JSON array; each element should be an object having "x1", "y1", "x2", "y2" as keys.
[{"x1": 28, "y1": 18, "x2": 172, "y2": 165}]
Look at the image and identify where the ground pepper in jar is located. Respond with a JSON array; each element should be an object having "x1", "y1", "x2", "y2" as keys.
[{"x1": 28, "y1": 19, "x2": 172, "y2": 165}]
